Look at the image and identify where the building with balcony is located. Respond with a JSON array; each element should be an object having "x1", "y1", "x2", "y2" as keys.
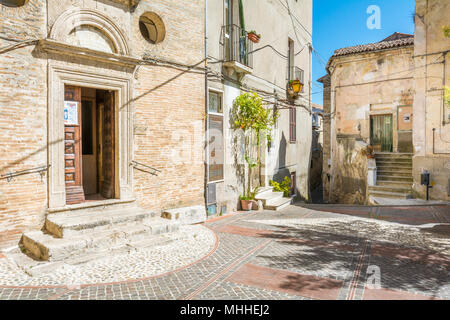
[{"x1": 206, "y1": 0, "x2": 313, "y2": 213}]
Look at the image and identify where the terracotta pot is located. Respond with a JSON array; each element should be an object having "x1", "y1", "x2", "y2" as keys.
[
  {"x1": 248, "y1": 33, "x2": 260, "y2": 43},
  {"x1": 240, "y1": 200, "x2": 253, "y2": 211}
]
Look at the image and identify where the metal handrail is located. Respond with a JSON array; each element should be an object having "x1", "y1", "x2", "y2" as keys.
[
  {"x1": 130, "y1": 160, "x2": 161, "y2": 176},
  {"x1": 0, "y1": 164, "x2": 50, "y2": 182}
]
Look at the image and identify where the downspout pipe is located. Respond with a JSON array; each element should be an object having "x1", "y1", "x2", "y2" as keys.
[{"x1": 204, "y1": 0, "x2": 209, "y2": 211}]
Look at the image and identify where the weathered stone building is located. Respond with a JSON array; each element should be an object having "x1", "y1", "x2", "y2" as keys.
[
  {"x1": 320, "y1": 0, "x2": 450, "y2": 204},
  {"x1": 413, "y1": 0, "x2": 450, "y2": 201},
  {"x1": 0, "y1": 0, "x2": 206, "y2": 249},
  {"x1": 320, "y1": 33, "x2": 416, "y2": 204},
  {"x1": 206, "y1": 0, "x2": 313, "y2": 213}
]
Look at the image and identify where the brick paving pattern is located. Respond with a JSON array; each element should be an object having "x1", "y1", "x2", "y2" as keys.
[{"x1": 0, "y1": 204, "x2": 449, "y2": 300}]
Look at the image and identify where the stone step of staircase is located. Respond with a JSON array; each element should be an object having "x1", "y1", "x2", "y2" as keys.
[
  {"x1": 45, "y1": 206, "x2": 157, "y2": 238},
  {"x1": 377, "y1": 169, "x2": 412, "y2": 177},
  {"x1": 375, "y1": 163, "x2": 412, "y2": 169},
  {"x1": 255, "y1": 190, "x2": 284, "y2": 206},
  {"x1": 161, "y1": 205, "x2": 206, "y2": 225},
  {"x1": 264, "y1": 197, "x2": 293, "y2": 211},
  {"x1": 21, "y1": 217, "x2": 179, "y2": 262},
  {"x1": 375, "y1": 153, "x2": 413, "y2": 159},
  {"x1": 376, "y1": 159, "x2": 413, "y2": 164},
  {"x1": 254, "y1": 187, "x2": 293, "y2": 211},
  {"x1": 377, "y1": 175, "x2": 413, "y2": 182},
  {"x1": 376, "y1": 180, "x2": 413, "y2": 188},
  {"x1": 369, "y1": 185, "x2": 412, "y2": 194},
  {"x1": 12, "y1": 226, "x2": 187, "y2": 276},
  {"x1": 368, "y1": 190, "x2": 411, "y2": 199}
]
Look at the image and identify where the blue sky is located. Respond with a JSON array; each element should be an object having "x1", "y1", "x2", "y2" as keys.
[{"x1": 311, "y1": 0, "x2": 415, "y2": 105}]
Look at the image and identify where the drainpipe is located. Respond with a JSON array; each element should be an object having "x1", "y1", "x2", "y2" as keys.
[{"x1": 204, "y1": 0, "x2": 209, "y2": 211}]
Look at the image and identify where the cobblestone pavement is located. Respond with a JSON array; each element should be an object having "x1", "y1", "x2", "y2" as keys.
[{"x1": 0, "y1": 204, "x2": 449, "y2": 300}]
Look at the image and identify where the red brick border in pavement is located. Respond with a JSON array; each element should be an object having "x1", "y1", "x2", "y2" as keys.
[
  {"x1": 363, "y1": 287, "x2": 442, "y2": 300},
  {"x1": 227, "y1": 263, "x2": 343, "y2": 300},
  {"x1": 0, "y1": 253, "x2": 5, "y2": 259},
  {"x1": 215, "y1": 225, "x2": 275, "y2": 238}
]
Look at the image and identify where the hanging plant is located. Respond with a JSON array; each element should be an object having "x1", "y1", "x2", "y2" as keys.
[{"x1": 247, "y1": 30, "x2": 261, "y2": 43}]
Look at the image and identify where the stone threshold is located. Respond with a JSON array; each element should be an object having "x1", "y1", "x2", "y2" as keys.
[{"x1": 48, "y1": 198, "x2": 137, "y2": 214}]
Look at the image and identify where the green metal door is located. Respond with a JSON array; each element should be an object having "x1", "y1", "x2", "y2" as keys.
[{"x1": 370, "y1": 115, "x2": 393, "y2": 152}]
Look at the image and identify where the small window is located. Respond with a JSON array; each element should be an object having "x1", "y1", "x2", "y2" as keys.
[
  {"x1": 208, "y1": 91, "x2": 223, "y2": 113},
  {"x1": 0, "y1": 0, "x2": 27, "y2": 7},
  {"x1": 139, "y1": 12, "x2": 166, "y2": 44}
]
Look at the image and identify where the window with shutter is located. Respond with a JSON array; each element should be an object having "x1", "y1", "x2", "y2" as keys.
[{"x1": 289, "y1": 107, "x2": 296, "y2": 143}]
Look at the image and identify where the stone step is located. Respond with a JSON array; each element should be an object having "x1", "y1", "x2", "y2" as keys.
[
  {"x1": 377, "y1": 169, "x2": 412, "y2": 177},
  {"x1": 255, "y1": 191, "x2": 284, "y2": 206},
  {"x1": 376, "y1": 166, "x2": 412, "y2": 173},
  {"x1": 21, "y1": 217, "x2": 179, "y2": 262},
  {"x1": 161, "y1": 205, "x2": 206, "y2": 225},
  {"x1": 376, "y1": 180, "x2": 413, "y2": 188},
  {"x1": 12, "y1": 227, "x2": 186, "y2": 276},
  {"x1": 254, "y1": 187, "x2": 275, "y2": 199},
  {"x1": 369, "y1": 185, "x2": 412, "y2": 194},
  {"x1": 264, "y1": 197, "x2": 292, "y2": 211},
  {"x1": 45, "y1": 206, "x2": 157, "y2": 238},
  {"x1": 368, "y1": 190, "x2": 410, "y2": 199},
  {"x1": 376, "y1": 158, "x2": 412, "y2": 164},
  {"x1": 377, "y1": 175, "x2": 413, "y2": 182},
  {"x1": 375, "y1": 153, "x2": 413, "y2": 159}
]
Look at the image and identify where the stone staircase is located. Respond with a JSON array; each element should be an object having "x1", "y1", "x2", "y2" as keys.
[
  {"x1": 19, "y1": 203, "x2": 180, "y2": 263},
  {"x1": 369, "y1": 153, "x2": 414, "y2": 202},
  {"x1": 255, "y1": 187, "x2": 293, "y2": 211}
]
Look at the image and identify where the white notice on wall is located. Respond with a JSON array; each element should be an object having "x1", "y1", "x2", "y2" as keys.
[{"x1": 64, "y1": 101, "x2": 78, "y2": 125}]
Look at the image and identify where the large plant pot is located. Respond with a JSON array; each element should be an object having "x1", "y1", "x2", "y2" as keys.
[{"x1": 240, "y1": 200, "x2": 253, "y2": 211}]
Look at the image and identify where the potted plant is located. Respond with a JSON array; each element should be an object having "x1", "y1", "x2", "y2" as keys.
[
  {"x1": 247, "y1": 31, "x2": 261, "y2": 43},
  {"x1": 239, "y1": 194, "x2": 254, "y2": 211}
]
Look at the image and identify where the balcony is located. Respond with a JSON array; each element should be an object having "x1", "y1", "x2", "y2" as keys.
[{"x1": 221, "y1": 24, "x2": 253, "y2": 75}]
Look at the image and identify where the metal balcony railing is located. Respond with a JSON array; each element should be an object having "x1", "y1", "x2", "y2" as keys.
[{"x1": 221, "y1": 24, "x2": 253, "y2": 69}]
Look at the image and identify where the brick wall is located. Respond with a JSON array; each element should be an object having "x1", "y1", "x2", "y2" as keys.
[
  {"x1": 0, "y1": 0, "x2": 48, "y2": 248},
  {"x1": 0, "y1": 0, "x2": 206, "y2": 248}
]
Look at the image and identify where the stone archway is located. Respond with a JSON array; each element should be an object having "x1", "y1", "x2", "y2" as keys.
[{"x1": 49, "y1": 8, "x2": 130, "y2": 55}]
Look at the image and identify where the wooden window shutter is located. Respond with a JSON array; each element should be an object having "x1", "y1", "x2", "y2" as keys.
[{"x1": 289, "y1": 107, "x2": 296, "y2": 143}]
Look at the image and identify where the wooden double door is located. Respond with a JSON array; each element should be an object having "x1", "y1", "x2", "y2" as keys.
[{"x1": 64, "y1": 85, "x2": 116, "y2": 205}]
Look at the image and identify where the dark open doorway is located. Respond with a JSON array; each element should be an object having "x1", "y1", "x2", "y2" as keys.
[{"x1": 64, "y1": 85, "x2": 117, "y2": 205}]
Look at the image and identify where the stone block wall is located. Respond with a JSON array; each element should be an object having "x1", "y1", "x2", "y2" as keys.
[{"x1": 331, "y1": 136, "x2": 368, "y2": 204}]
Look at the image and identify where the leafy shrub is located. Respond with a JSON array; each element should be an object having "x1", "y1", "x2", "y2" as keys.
[{"x1": 269, "y1": 177, "x2": 291, "y2": 197}]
